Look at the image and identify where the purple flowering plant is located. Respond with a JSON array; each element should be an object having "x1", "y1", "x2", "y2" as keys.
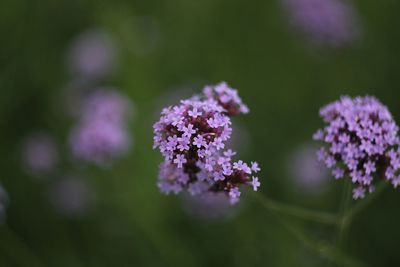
[
  {"x1": 153, "y1": 82, "x2": 260, "y2": 204},
  {"x1": 70, "y1": 89, "x2": 132, "y2": 166},
  {"x1": 282, "y1": 0, "x2": 361, "y2": 48},
  {"x1": 314, "y1": 96, "x2": 400, "y2": 199}
]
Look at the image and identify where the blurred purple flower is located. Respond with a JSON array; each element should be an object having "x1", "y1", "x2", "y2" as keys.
[
  {"x1": 70, "y1": 120, "x2": 130, "y2": 166},
  {"x1": 287, "y1": 144, "x2": 329, "y2": 194},
  {"x1": 49, "y1": 176, "x2": 94, "y2": 218},
  {"x1": 68, "y1": 29, "x2": 117, "y2": 80},
  {"x1": 314, "y1": 96, "x2": 400, "y2": 199},
  {"x1": 226, "y1": 122, "x2": 251, "y2": 157},
  {"x1": 182, "y1": 192, "x2": 236, "y2": 220},
  {"x1": 80, "y1": 89, "x2": 133, "y2": 124},
  {"x1": 21, "y1": 133, "x2": 58, "y2": 176},
  {"x1": 69, "y1": 89, "x2": 133, "y2": 166},
  {"x1": 282, "y1": 0, "x2": 361, "y2": 47}
]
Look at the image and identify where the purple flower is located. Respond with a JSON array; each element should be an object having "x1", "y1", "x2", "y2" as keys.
[
  {"x1": 182, "y1": 124, "x2": 197, "y2": 137},
  {"x1": 251, "y1": 177, "x2": 261, "y2": 191},
  {"x1": 233, "y1": 160, "x2": 251, "y2": 174},
  {"x1": 21, "y1": 133, "x2": 58, "y2": 176},
  {"x1": 70, "y1": 120, "x2": 130, "y2": 166},
  {"x1": 363, "y1": 161, "x2": 376, "y2": 175},
  {"x1": 80, "y1": 89, "x2": 133, "y2": 124},
  {"x1": 392, "y1": 177, "x2": 400, "y2": 188},
  {"x1": 174, "y1": 154, "x2": 187, "y2": 169},
  {"x1": 188, "y1": 107, "x2": 202, "y2": 118},
  {"x1": 224, "y1": 149, "x2": 236, "y2": 157},
  {"x1": 229, "y1": 187, "x2": 241, "y2": 204},
  {"x1": 251, "y1": 161, "x2": 261, "y2": 173},
  {"x1": 182, "y1": 192, "x2": 235, "y2": 220},
  {"x1": 157, "y1": 161, "x2": 185, "y2": 194},
  {"x1": 213, "y1": 138, "x2": 225, "y2": 150},
  {"x1": 313, "y1": 129, "x2": 324, "y2": 140},
  {"x1": 68, "y1": 29, "x2": 116, "y2": 80},
  {"x1": 70, "y1": 89, "x2": 133, "y2": 166},
  {"x1": 288, "y1": 144, "x2": 329, "y2": 194},
  {"x1": 352, "y1": 186, "x2": 365, "y2": 200},
  {"x1": 314, "y1": 96, "x2": 400, "y2": 199},
  {"x1": 332, "y1": 167, "x2": 344, "y2": 179},
  {"x1": 177, "y1": 136, "x2": 190, "y2": 152},
  {"x1": 193, "y1": 135, "x2": 206, "y2": 148},
  {"x1": 154, "y1": 83, "x2": 260, "y2": 204},
  {"x1": 203, "y1": 82, "x2": 249, "y2": 116},
  {"x1": 282, "y1": 0, "x2": 362, "y2": 48}
]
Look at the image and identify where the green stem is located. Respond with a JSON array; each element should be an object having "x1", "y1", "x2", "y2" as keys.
[
  {"x1": 281, "y1": 220, "x2": 366, "y2": 267},
  {"x1": 336, "y1": 179, "x2": 353, "y2": 248},
  {"x1": 253, "y1": 193, "x2": 366, "y2": 267},
  {"x1": 343, "y1": 182, "x2": 388, "y2": 223},
  {"x1": 0, "y1": 225, "x2": 45, "y2": 267},
  {"x1": 253, "y1": 193, "x2": 339, "y2": 225}
]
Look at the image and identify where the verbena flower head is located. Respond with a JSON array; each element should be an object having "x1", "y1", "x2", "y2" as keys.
[
  {"x1": 21, "y1": 133, "x2": 58, "y2": 176},
  {"x1": 314, "y1": 96, "x2": 400, "y2": 199},
  {"x1": 282, "y1": 0, "x2": 361, "y2": 48},
  {"x1": 153, "y1": 82, "x2": 260, "y2": 204},
  {"x1": 203, "y1": 82, "x2": 249, "y2": 116},
  {"x1": 70, "y1": 89, "x2": 132, "y2": 166}
]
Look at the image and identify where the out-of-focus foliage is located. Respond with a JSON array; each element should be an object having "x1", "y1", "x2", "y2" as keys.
[{"x1": 1, "y1": 0, "x2": 400, "y2": 266}]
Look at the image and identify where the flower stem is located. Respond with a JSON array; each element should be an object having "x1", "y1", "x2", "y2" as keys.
[
  {"x1": 253, "y1": 193, "x2": 366, "y2": 267},
  {"x1": 343, "y1": 182, "x2": 388, "y2": 223},
  {"x1": 253, "y1": 193, "x2": 339, "y2": 225},
  {"x1": 336, "y1": 178, "x2": 353, "y2": 249},
  {"x1": 0, "y1": 225, "x2": 45, "y2": 267}
]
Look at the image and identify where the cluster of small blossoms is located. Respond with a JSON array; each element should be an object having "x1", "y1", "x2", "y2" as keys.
[
  {"x1": 70, "y1": 89, "x2": 132, "y2": 166},
  {"x1": 153, "y1": 82, "x2": 260, "y2": 204},
  {"x1": 203, "y1": 82, "x2": 249, "y2": 116},
  {"x1": 314, "y1": 96, "x2": 400, "y2": 199}
]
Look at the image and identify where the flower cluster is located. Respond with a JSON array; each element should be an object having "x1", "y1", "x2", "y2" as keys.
[
  {"x1": 282, "y1": 0, "x2": 361, "y2": 48},
  {"x1": 314, "y1": 96, "x2": 400, "y2": 199},
  {"x1": 70, "y1": 89, "x2": 132, "y2": 166},
  {"x1": 153, "y1": 82, "x2": 260, "y2": 204},
  {"x1": 203, "y1": 82, "x2": 249, "y2": 116}
]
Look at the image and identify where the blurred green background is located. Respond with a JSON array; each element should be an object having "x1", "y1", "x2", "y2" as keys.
[{"x1": 1, "y1": 0, "x2": 400, "y2": 266}]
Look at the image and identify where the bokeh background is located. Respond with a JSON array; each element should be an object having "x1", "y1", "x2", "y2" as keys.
[{"x1": 1, "y1": 0, "x2": 400, "y2": 266}]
